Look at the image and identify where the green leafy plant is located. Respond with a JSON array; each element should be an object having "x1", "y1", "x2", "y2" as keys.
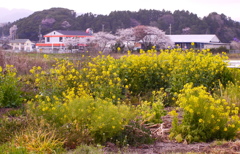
[
  {"x1": 0, "y1": 143, "x2": 28, "y2": 154},
  {"x1": 0, "y1": 65, "x2": 23, "y2": 107},
  {"x1": 169, "y1": 83, "x2": 240, "y2": 143},
  {"x1": 28, "y1": 95, "x2": 135, "y2": 146},
  {"x1": 136, "y1": 89, "x2": 166, "y2": 124}
]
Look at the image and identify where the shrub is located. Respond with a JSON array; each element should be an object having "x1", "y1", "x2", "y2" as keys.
[
  {"x1": 81, "y1": 55, "x2": 124, "y2": 103},
  {"x1": 112, "y1": 89, "x2": 166, "y2": 146},
  {"x1": 118, "y1": 51, "x2": 172, "y2": 95},
  {"x1": 27, "y1": 48, "x2": 235, "y2": 147},
  {"x1": 169, "y1": 50, "x2": 232, "y2": 93},
  {"x1": 135, "y1": 89, "x2": 166, "y2": 124},
  {"x1": 30, "y1": 49, "x2": 234, "y2": 106},
  {"x1": 210, "y1": 46, "x2": 229, "y2": 54},
  {"x1": 0, "y1": 65, "x2": 23, "y2": 107},
  {"x1": 28, "y1": 95, "x2": 135, "y2": 146},
  {"x1": 218, "y1": 81, "x2": 240, "y2": 108},
  {"x1": 30, "y1": 59, "x2": 78, "y2": 98},
  {"x1": 169, "y1": 83, "x2": 240, "y2": 143}
]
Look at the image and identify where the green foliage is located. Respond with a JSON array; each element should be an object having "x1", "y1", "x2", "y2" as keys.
[
  {"x1": 30, "y1": 48, "x2": 234, "y2": 107},
  {"x1": 218, "y1": 80, "x2": 240, "y2": 108},
  {"x1": 210, "y1": 46, "x2": 230, "y2": 54},
  {"x1": 118, "y1": 51, "x2": 172, "y2": 95},
  {"x1": 12, "y1": 8, "x2": 78, "y2": 41},
  {"x1": 169, "y1": 83, "x2": 240, "y2": 143},
  {"x1": 2, "y1": 8, "x2": 240, "y2": 42},
  {"x1": 0, "y1": 65, "x2": 23, "y2": 107},
  {"x1": 203, "y1": 13, "x2": 240, "y2": 43},
  {"x1": 169, "y1": 50, "x2": 232, "y2": 92},
  {"x1": 0, "y1": 143, "x2": 28, "y2": 154},
  {"x1": 1, "y1": 48, "x2": 240, "y2": 152},
  {"x1": 28, "y1": 95, "x2": 135, "y2": 146},
  {"x1": 136, "y1": 90, "x2": 166, "y2": 124},
  {"x1": 117, "y1": 49, "x2": 231, "y2": 96}
]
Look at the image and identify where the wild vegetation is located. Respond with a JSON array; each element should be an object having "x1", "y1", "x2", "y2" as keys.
[
  {"x1": 1, "y1": 8, "x2": 240, "y2": 42},
  {"x1": 0, "y1": 48, "x2": 240, "y2": 153}
]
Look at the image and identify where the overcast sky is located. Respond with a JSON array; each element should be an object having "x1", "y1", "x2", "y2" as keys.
[{"x1": 1, "y1": 0, "x2": 240, "y2": 21}]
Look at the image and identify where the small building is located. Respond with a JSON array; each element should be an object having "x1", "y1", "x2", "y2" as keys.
[
  {"x1": 36, "y1": 30, "x2": 93, "y2": 52},
  {"x1": 1, "y1": 43, "x2": 12, "y2": 50},
  {"x1": 9, "y1": 39, "x2": 35, "y2": 52},
  {"x1": 167, "y1": 34, "x2": 230, "y2": 49}
]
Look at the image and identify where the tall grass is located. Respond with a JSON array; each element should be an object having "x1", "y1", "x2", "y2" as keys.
[
  {"x1": 0, "y1": 50, "x2": 5, "y2": 68},
  {"x1": 0, "y1": 50, "x2": 55, "y2": 75}
]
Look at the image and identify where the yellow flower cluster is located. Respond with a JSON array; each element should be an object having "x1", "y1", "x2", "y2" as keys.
[
  {"x1": 27, "y1": 48, "x2": 236, "y2": 144},
  {"x1": 170, "y1": 83, "x2": 240, "y2": 143}
]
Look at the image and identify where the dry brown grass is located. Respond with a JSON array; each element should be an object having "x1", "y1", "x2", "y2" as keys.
[
  {"x1": 227, "y1": 53, "x2": 240, "y2": 60},
  {"x1": 0, "y1": 50, "x2": 55, "y2": 75},
  {"x1": 0, "y1": 49, "x2": 6, "y2": 68}
]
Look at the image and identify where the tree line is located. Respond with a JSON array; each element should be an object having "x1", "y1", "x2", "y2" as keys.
[{"x1": 0, "y1": 8, "x2": 240, "y2": 43}]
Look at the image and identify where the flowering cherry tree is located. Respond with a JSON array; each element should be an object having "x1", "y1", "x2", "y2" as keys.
[
  {"x1": 83, "y1": 32, "x2": 117, "y2": 53},
  {"x1": 64, "y1": 37, "x2": 80, "y2": 51},
  {"x1": 116, "y1": 28, "x2": 135, "y2": 51},
  {"x1": 117, "y1": 25, "x2": 174, "y2": 50}
]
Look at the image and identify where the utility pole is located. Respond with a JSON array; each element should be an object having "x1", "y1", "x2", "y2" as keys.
[
  {"x1": 102, "y1": 24, "x2": 104, "y2": 32},
  {"x1": 169, "y1": 24, "x2": 172, "y2": 35},
  {"x1": 1, "y1": 28, "x2": 4, "y2": 38},
  {"x1": 38, "y1": 25, "x2": 42, "y2": 43}
]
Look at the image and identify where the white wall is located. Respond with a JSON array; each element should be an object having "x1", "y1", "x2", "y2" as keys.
[{"x1": 44, "y1": 31, "x2": 64, "y2": 43}]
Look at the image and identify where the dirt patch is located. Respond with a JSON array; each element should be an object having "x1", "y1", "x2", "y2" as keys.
[{"x1": 104, "y1": 107, "x2": 240, "y2": 153}]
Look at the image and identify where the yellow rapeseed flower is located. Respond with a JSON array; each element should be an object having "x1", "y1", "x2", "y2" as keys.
[
  {"x1": 199, "y1": 119, "x2": 204, "y2": 123},
  {"x1": 43, "y1": 54, "x2": 49, "y2": 59}
]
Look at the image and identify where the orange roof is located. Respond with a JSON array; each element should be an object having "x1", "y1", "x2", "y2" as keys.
[
  {"x1": 44, "y1": 35, "x2": 93, "y2": 38},
  {"x1": 36, "y1": 43, "x2": 87, "y2": 47},
  {"x1": 36, "y1": 43, "x2": 65, "y2": 47}
]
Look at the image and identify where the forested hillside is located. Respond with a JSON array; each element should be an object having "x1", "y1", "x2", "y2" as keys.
[{"x1": 1, "y1": 8, "x2": 240, "y2": 42}]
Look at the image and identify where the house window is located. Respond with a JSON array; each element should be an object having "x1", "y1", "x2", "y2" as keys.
[
  {"x1": 59, "y1": 37, "x2": 63, "y2": 42},
  {"x1": 47, "y1": 37, "x2": 50, "y2": 42}
]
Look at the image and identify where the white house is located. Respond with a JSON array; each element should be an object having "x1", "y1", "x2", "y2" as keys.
[
  {"x1": 9, "y1": 39, "x2": 34, "y2": 52},
  {"x1": 167, "y1": 34, "x2": 230, "y2": 49},
  {"x1": 36, "y1": 30, "x2": 93, "y2": 51}
]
